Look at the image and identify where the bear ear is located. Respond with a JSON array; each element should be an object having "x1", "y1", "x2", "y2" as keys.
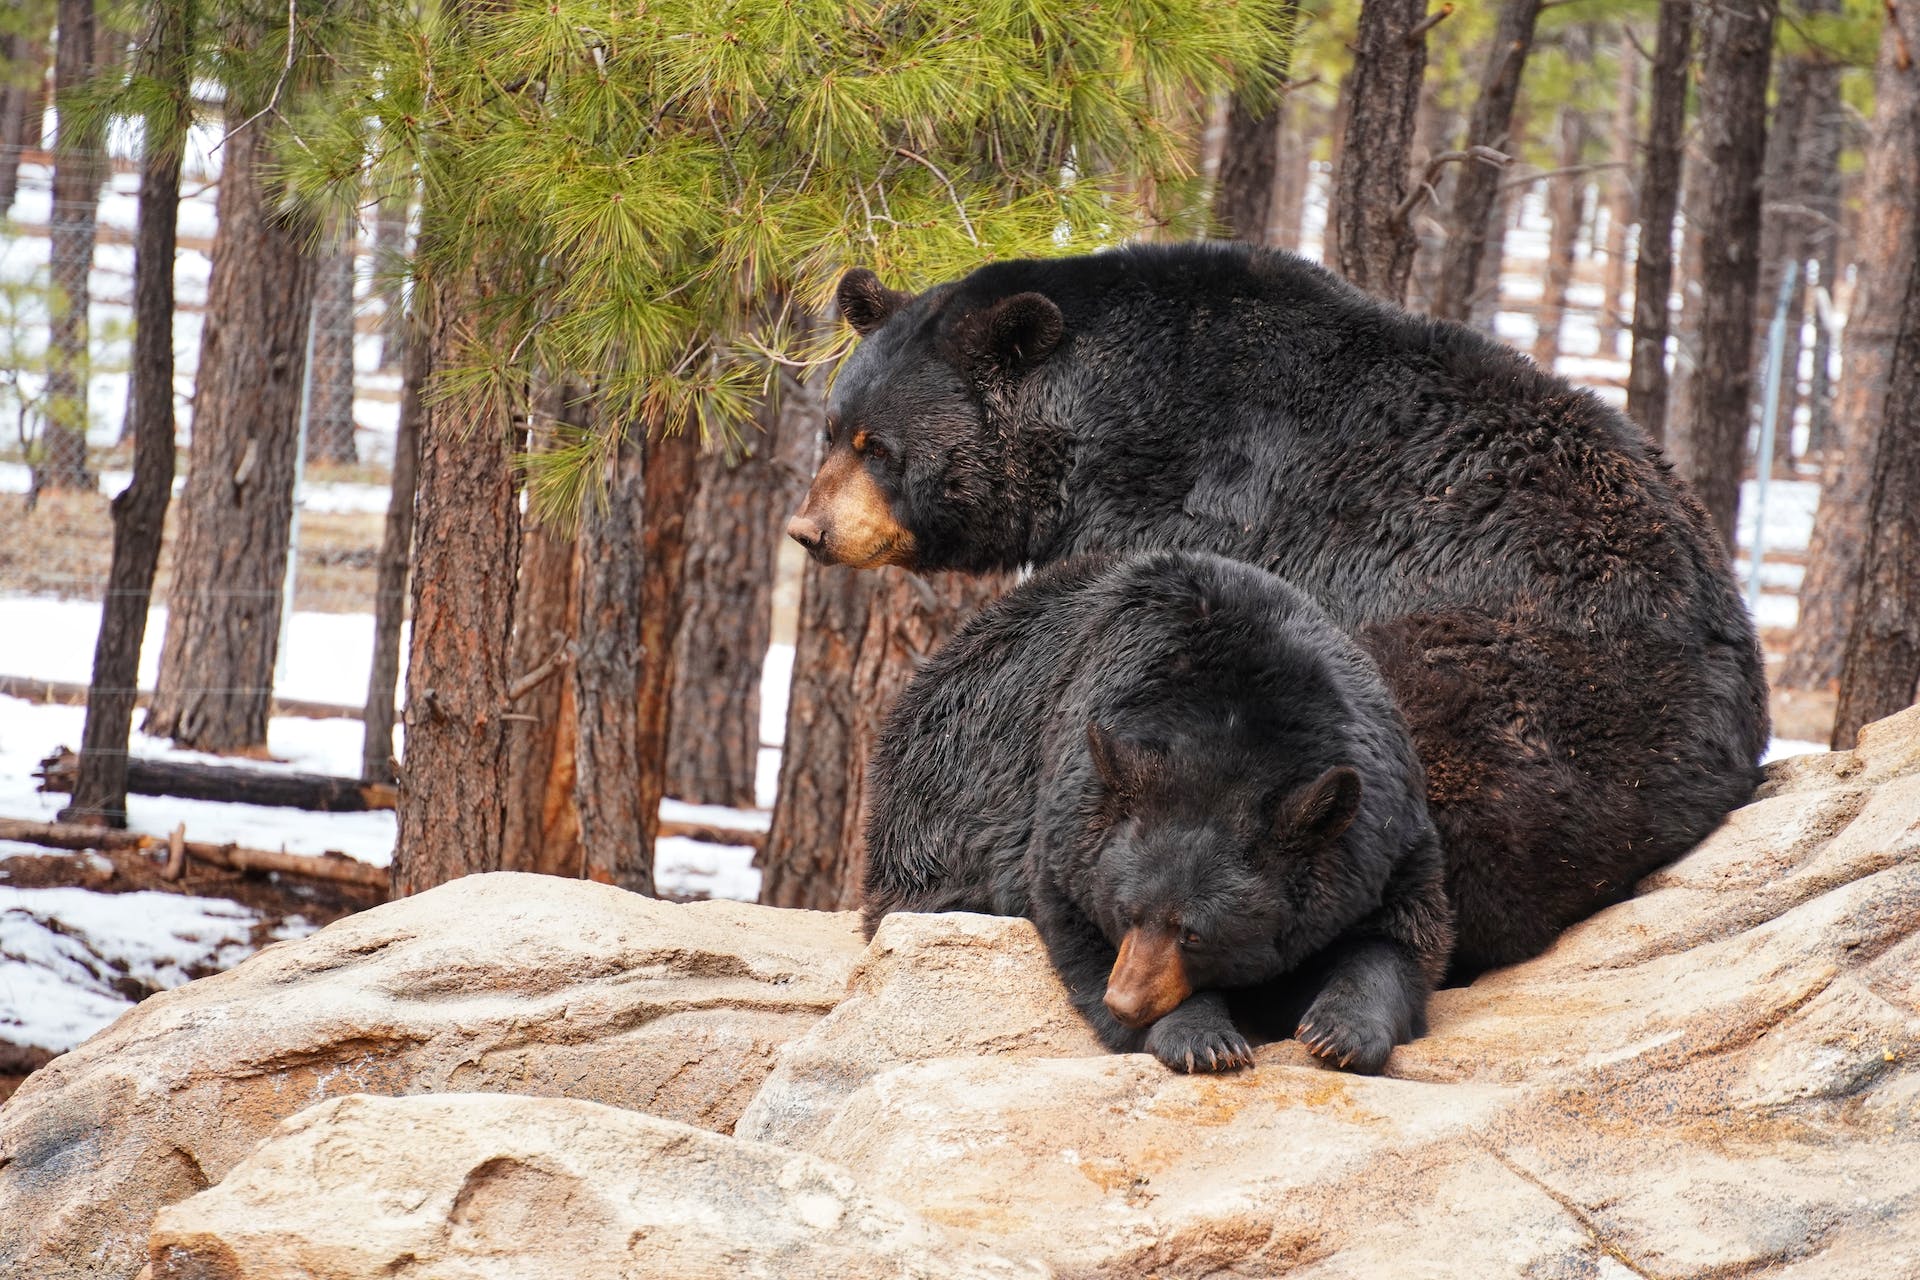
[
  {"x1": 974, "y1": 292, "x2": 1064, "y2": 370},
  {"x1": 1282, "y1": 766, "x2": 1363, "y2": 844},
  {"x1": 837, "y1": 268, "x2": 911, "y2": 336}
]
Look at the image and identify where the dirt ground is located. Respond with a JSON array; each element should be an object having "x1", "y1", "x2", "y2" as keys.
[{"x1": 0, "y1": 466, "x2": 386, "y2": 615}]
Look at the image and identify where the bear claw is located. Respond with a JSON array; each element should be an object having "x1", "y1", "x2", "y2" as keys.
[{"x1": 1145, "y1": 1021, "x2": 1255, "y2": 1074}]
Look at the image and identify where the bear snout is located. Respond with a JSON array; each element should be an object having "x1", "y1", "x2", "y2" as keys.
[
  {"x1": 786, "y1": 513, "x2": 827, "y2": 556},
  {"x1": 1104, "y1": 927, "x2": 1193, "y2": 1029}
]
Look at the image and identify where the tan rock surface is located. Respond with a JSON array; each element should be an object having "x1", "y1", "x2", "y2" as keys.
[
  {"x1": 0, "y1": 873, "x2": 863, "y2": 1279},
  {"x1": 145, "y1": 1093, "x2": 1048, "y2": 1280},
  {"x1": 736, "y1": 911, "x2": 1105, "y2": 1148}
]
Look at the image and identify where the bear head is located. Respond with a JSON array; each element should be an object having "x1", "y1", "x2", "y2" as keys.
[
  {"x1": 785, "y1": 266, "x2": 1065, "y2": 573},
  {"x1": 1083, "y1": 721, "x2": 1364, "y2": 1031}
]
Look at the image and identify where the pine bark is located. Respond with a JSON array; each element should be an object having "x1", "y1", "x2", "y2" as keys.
[
  {"x1": 1430, "y1": 0, "x2": 1541, "y2": 323},
  {"x1": 144, "y1": 110, "x2": 319, "y2": 753},
  {"x1": 307, "y1": 234, "x2": 359, "y2": 465},
  {"x1": 1831, "y1": 222, "x2": 1920, "y2": 747},
  {"x1": 60, "y1": 3, "x2": 185, "y2": 828},
  {"x1": 667, "y1": 376, "x2": 815, "y2": 808},
  {"x1": 570, "y1": 430, "x2": 653, "y2": 892},
  {"x1": 1668, "y1": 0, "x2": 1777, "y2": 550},
  {"x1": 762, "y1": 567, "x2": 1009, "y2": 910},
  {"x1": 36, "y1": 0, "x2": 106, "y2": 495},
  {"x1": 1214, "y1": 86, "x2": 1281, "y2": 245},
  {"x1": 1531, "y1": 110, "x2": 1590, "y2": 368},
  {"x1": 1331, "y1": 0, "x2": 1430, "y2": 303},
  {"x1": 1780, "y1": 0, "x2": 1920, "y2": 692},
  {"x1": 500, "y1": 506, "x2": 579, "y2": 875},
  {"x1": 1626, "y1": 0, "x2": 1694, "y2": 445},
  {"x1": 389, "y1": 261, "x2": 521, "y2": 896},
  {"x1": 1599, "y1": 37, "x2": 1640, "y2": 357},
  {"x1": 360, "y1": 325, "x2": 422, "y2": 783},
  {"x1": 0, "y1": 9, "x2": 54, "y2": 217}
]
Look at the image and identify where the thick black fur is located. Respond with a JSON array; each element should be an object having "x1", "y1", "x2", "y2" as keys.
[
  {"x1": 864, "y1": 551, "x2": 1454, "y2": 1074},
  {"x1": 826, "y1": 243, "x2": 1769, "y2": 975}
]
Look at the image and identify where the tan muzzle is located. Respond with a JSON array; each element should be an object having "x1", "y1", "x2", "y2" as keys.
[{"x1": 1104, "y1": 927, "x2": 1193, "y2": 1029}]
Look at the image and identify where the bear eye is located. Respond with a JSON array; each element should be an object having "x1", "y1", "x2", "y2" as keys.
[
  {"x1": 852, "y1": 429, "x2": 889, "y2": 462},
  {"x1": 1180, "y1": 931, "x2": 1202, "y2": 950}
]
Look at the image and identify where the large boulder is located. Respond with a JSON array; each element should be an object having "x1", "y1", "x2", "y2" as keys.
[
  {"x1": 145, "y1": 1093, "x2": 1047, "y2": 1280},
  {"x1": 0, "y1": 874, "x2": 863, "y2": 1280}
]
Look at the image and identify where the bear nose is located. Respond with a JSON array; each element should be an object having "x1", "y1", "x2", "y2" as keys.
[
  {"x1": 786, "y1": 514, "x2": 824, "y2": 552},
  {"x1": 1104, "y1": 986, "x2": 1153, "y2": 1029}
]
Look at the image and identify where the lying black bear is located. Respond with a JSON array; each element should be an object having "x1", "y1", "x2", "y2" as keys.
[
  {"x1": 796, "y1": 242, "x2": 1768, "y2": 975},
  {"x1": 864, "y1": 550, "x2": 1453, "y2": 1074}
]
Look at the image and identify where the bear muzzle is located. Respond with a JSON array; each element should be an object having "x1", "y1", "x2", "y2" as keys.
[
  {"x1": 786, "y1": 453, "x2": 918, "y2": 569},
  {"x1": 1104, "y1": 927, "x2": 1194, "y2": 1029}
]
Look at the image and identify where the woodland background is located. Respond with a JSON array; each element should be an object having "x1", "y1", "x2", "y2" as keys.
[{"x1": 0, "y1": 0, "x2": 1918, "y2": 1097}]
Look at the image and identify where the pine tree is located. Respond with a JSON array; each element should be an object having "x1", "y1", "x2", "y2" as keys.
[
  {"x1": 285, "y1": 0, "x2": 1292, "y2": 896},
  {"x1": 1625, "y1": 0, "x2": 1693, "y2": 444},
  {"x1": 1332, "y1": 0, "x2": 1433, "y2": 301}
]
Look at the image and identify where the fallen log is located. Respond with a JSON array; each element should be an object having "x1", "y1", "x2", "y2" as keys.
[
  {"x1": 36, "y1": 749, "x2": 397, "y2": 813},
  {"x1": 656, "y1": 819, "x2": 768, "y2": 855},
  {"x1": 0, "y1": 817, "x2": 390, "y2": 893},
  {"x1": 0, "y1": 674, "x2": 364, "y2": 722}
]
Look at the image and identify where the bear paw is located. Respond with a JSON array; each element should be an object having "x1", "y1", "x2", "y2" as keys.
[
  {"x1": 1295, "y1": 999, "x2": 1400, "y2": 1075},
  {"x1": 1144, "y1": 1020, "x2": 1255, "y2": 1074}
]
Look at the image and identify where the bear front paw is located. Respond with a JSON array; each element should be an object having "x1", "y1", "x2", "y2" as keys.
[
  {"x1": 1296, "y1": 1000, "x2": 1399, "y2": 1075},
  {"x1": 1144, "y1": 1020, "x2": 1255, "y2": 1074}
]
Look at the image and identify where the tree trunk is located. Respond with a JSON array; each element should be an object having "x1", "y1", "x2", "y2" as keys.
[
  {"x1": 1625, "y1": 0, "x2": 1694, "y2": 445},
  {"x1": 1780, "y1": 0, "x2": 1920, "y2": 692},
  {"x1": 0, "y1": 8, "x2": 54, "y2": 217},
  {"x1": 44, "y1": 748, "x2": 395, "y2": 813},
  {"x1": 762, "y1": 567, "x2": 1009, "y2": 911},
  {"x1": 1668, "y1": 0, "x2": 1777, "y2": 551},
  {"x1": 667, "y1": 374, "x2": 816, "y2": 808},
  {"x1": 1531, "y1": 110, "x2": 1590, "y2": 368},
  {"x1": 35, "y1": 0, "x2": 106, "y2": 496},
  {"x1": 1331, "y1": 0, "x2": 1430, "y2": 303},
  {"x1": 374, "y1": 194, "x2": 409, "y2": 370},
  {"x1": 1214, "y1": 85, "x2": 1280, "y2": 245},
  {"x1": 59, "y1": 3, "x2": 184, "y2": 828},
  {"x1": 1599, "y1": 36, "x2": 1640, "y2": 357},
  {"x1": 1270, "y1": 90, "x2": 1313, "y2": 253},
  {"x1": 144, "y1": 109, "x2": 319, "y2": 753},
  {"x1": 361, "y1": 324, "x2": 422, "y2": 783},
  {"x1": 1831, "y1": 221, "x2": 1920, "y2": 748},
  {"x1": 306, "y1": 232, "x2": 359, "y2": 464},
  {"x1": 389, "y1": 260, "x2": 521, "y2": 896},
  {"x1": 1430, "y1": 0, "x2": 1541, "y2": 323},
  {"x1": 500, "y1": 504, "x2": 579, "y2": 876},
  {"x1": 570, "y1": 429, "x2": 653, "y2": 893}
]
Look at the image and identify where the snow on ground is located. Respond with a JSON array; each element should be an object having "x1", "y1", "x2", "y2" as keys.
[{"x1": 0, "y1": 884, "x2": 313, "y2": 1052}]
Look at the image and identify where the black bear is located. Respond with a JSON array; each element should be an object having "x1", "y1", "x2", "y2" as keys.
[
  {"x1": 794, "y1": 242, "x2": 1768, "y2": 975},
  {"x1": 864, "y1": 550, "x2": 1453, "y2": 1073}
]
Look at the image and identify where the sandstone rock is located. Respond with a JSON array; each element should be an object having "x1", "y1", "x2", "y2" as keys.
[
  {"x1": 736, "y1": 912, "x2": 1105, "y2": 1148},
  {"x1": 761, "y1": 708, "x2": 1920, "y2": 1276},
  {"x1": 145, "y1": 1093, "x2": 1048, "y2": 1280},
  {"x1": 0, "y1": 873, "x2": 863, "y2": 1280}
]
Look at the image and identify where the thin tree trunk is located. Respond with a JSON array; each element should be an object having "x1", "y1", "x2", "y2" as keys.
[
  {"x1": 1431, "y1": 0, "x2": 1542, "y2": 323},
  {"x1": 360, "y1": 325, "x2": 422, "y2": 783},
  {"x1": 571, "y1": 429, "x2": 653, "y2": 893},
  {"x1": 144, "y1": 109, "x2": 319, "y2": 753},
  {"x1": 1669, "y1": 0, "x2": 1778, "y2": 551},
  {"x1": 1532, "y1": 110, "x2": 1590, "y2": 368},
  {"x1": 35, "y1": 0, "x2": 105, "y2": 496},
  {"x1": 1600, "y1": 36, "x2": 1640, "y2": 357},
  {"x1": 1626, "y1": 0, "x2": 1694, "y2": 445},
  {"x1": 0, "y1": 11, "x2": 55, "y2": 217},
  {"x1": 1331, "y1": 0, "x2": 1431, "y2": 303},
  {"x1": 762, "y1": 567, "x2": 1009, "y2": 910},
  {"x1": 1270, "y1": 91, "x2": 1313, "y2": 253},
  {"x1": 389, "y1": 258, "x2": 520, "y2": 896},
  {"x1": 1753, "y1": 34, "x2": 1812, "y2": 477},
  {"x1": 307, "y1": 232, "x2": 358, "y2": 465},
  {"x1": 1831, "y1": 221, "x2": 1920, "y2": 748},
  {"x1": 59, "y1": 2, "x2": 185, "y2": 828},
  {"x1": 374, "y1": 194, "x2": 409, "y2": 370},
  {"x1": 500, "y1": 506, "x2": 579, "y2": 875},
  {"x1": 1214, "y1": 84, "x2": 1281, "y2": 245},
  {"x1": 1468, "y1": 104, "x2": 1529, "y2": 334},
  {"x1": 1780, "y1": 0, "x2": 1920, "y2": 693},
  {"x1": 667, "y1": 373, "x2": 815, "y2": 808}
]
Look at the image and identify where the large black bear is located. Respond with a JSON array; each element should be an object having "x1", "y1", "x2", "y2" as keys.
[
  {"x1": 793, "y1": 243, "x2": 1769, "y2": 976},
  {"x1": 864, "y1": 550, "x2": 1453, "y2": 1074}
]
